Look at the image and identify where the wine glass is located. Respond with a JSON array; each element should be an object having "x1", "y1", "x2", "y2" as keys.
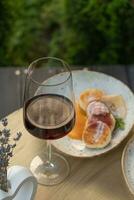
[{"x1": 23, "y1": 57, "x2": 75, "y2": 185}]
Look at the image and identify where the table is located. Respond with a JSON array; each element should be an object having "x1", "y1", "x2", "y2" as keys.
[
  {"x1": 1, "y1": 66, "x2": 134, "y2": 199},
  {"x1": 7, "y1": 109, "x2": 134, "y2": 200}
]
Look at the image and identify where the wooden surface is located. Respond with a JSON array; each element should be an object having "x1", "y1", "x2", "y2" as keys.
[{"x1": 7, "y1": 109, "x2": 134, "y2": 200}]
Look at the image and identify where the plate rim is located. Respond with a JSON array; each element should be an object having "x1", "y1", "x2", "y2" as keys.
[
  {"x1": 53, "y1": 131, "x2": 133, "y2": 158},
  {"x1": 51, "y1": 70, "x2": 134, "y2": 158},
  {"x1": 122, "y1": 135, "x2": 134, "y2": 196},
  {"x1": 72, "y1": 69, "x2": 134, "y2": 98}
]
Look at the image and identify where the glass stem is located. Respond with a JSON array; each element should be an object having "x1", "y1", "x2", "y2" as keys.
[{"x1": 46, "y1": 140, "x2": 52, "y2": 164}]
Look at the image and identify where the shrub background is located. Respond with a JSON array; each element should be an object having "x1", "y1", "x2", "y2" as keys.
[{"x1": 0, "y1": 0, "x2": 134, "y2": 66}]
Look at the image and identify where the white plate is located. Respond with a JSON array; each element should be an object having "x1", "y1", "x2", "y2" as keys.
[
  {"x1": 122, "y1": 136, "x2": 134, "y2": 195},
  {"x1": 50, "y1": 70, "x2": 134, "y2": 157}
]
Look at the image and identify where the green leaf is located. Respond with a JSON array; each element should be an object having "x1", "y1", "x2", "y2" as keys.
[{"x1": 115, "y1": 118, "x2": 125, "y2": 130}]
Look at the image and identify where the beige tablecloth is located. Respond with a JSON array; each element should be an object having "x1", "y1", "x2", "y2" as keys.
[{"x1": 5, "y1": 110, "x2": 134, "y2": 200}]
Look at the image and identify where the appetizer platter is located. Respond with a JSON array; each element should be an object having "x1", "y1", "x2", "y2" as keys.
[
  {"x1": 51, "y1": 70, "x2": 134, "y2": 157},
  {"x1": 69, "y1": 88, "x2": 126, "y2": 149}
]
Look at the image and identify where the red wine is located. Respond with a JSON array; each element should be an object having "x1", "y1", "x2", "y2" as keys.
[{"x1": 24, "y1": 94, "x2": 75, "y2": 140}]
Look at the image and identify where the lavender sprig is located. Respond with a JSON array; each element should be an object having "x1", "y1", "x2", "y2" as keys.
[{"x1": 0, "y1": 118, "x2": 22, "y2": 192}]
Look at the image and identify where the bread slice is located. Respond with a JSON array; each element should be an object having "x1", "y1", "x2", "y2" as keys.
[
  {"x1": 101, "y1": 95, "x2": 127, "y2": 119},
  {"x1": 79, "y1": 89, "x2": 105, "y2": 112},
  {"x1": 86, "y1": 100, "x2": 115, "y2": 132},
  {"x1": 88, "y1": 113, "x2": 115, "y2": 132},
  {"x1": 87, "y1": 101, "x2": 109, "y2": 116},
  {"x1": 83, "y1": 121, "x2": 111, "y2": 148}
]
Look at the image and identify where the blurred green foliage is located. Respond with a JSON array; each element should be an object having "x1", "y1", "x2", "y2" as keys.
[
  {"x1": 0, "y1": 0, "x2": 134, "y2": 66},
  {"x1": 0, "y1": 0, "x2": 11, "y2": 65}
]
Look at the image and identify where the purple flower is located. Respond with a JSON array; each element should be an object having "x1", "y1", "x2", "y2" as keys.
[{"x1": 1, "y1": 119, "x2": 8, "y2": 127}]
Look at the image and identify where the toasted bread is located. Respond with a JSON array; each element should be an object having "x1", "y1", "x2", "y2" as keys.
[
  {"x1": 86, "y1": 101, "x2": 115, "y2": 132},
  {"x1": 87, "y1": 101, "x2": 109, "y2": 116},
  {"x1": 88, "y1": 113, "x2": 115, "y2": 132},
  {"x1": 83, "y1": 121, "x2": 111, "y2": 148},
  {"x1": 79, "y1": 89, "x2": 105, "y2": 112}
]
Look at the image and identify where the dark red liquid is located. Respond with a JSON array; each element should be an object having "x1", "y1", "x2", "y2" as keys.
[{"x1": 24, "y1": 94, "x2": 75, "y2": 140}]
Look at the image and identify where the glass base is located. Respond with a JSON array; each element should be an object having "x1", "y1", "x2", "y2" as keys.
[{"x1": 30, "y1": 153, "x2": 70, "y2": 186}]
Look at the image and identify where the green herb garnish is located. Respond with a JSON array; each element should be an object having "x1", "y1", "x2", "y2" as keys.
[{"x1": 115, "y1": 118, "x2": 125, "y2": 130}]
